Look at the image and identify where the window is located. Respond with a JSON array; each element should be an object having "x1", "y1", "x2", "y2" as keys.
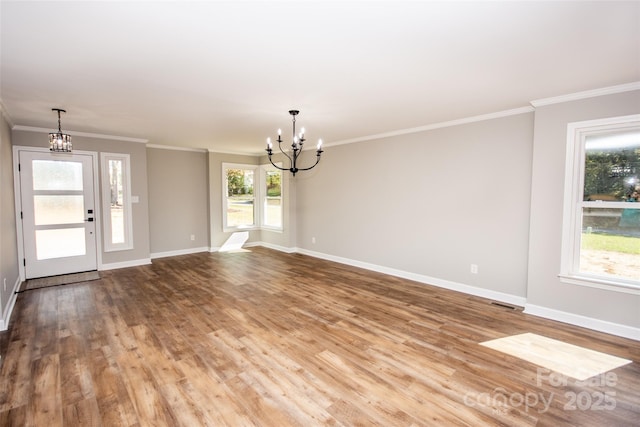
[
  {"x1": 561, "y1": 115, "x2": 640, "y2": 293},
  {"x1": 101, "y1": 153, "x2": 133, "y2": 251},
  {"x1": 222, "y1": 163, "x2": 283, "y2": 231},
  {"x1": 263, "y1": 166, "x2": 283, "y2": 229},
  {"x1": 223, "y1": 164, "x2": 256, "y2": 230}
]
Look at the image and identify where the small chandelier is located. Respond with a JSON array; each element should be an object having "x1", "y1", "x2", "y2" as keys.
[
  {"x1": 49, "y1": 108, "x2": 72, "y2": 152},
  {"x1": 266, "y1": 110, "x2": 323, "y2": 176}
]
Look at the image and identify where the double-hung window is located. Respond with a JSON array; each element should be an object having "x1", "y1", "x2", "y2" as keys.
[
  {"x1": 223, "y1": 164, "x2": 256, "y2": 230},
  {"x1": 222, "y1": 163, "x2": 283, "y2": 231},
  {"x1": 560, "y1": 115, "x2": 640, "y2": 293},
  {"x1": 262, "y1": 165, "x2": 283, "y2": 230}
]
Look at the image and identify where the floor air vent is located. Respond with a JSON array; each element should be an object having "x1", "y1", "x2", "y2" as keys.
[{"x1": 490, "y1": 301, "x2": 517, "y2": 310}]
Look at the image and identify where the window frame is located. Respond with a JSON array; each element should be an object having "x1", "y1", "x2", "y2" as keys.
[
  {"x1": 222, "y1": 162, "x2": 284, "y2": 232},
  {"x1": 222, "y1": 163, "x2": 257, "y2": 231},
  {"x1": 261, "y1": 164, "x2": 284, "y2": 231},
  {"x1": 100, "y1": 152, "x2": 133, "y2": 252},
  {"x1": 560, "y1": 114, "x2": 640, "y2": 294}
]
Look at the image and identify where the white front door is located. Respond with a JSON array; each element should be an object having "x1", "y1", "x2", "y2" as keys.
[{"x1": 19, "y1": 150, "x2": 98, "y2": 279}]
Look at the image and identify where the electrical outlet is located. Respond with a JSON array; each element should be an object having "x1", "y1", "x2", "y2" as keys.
[
  {"x1": 312, "y1": 237, "x2": 316, "y2": 244},
  {"x1": 470, "y1": 264, "x2": 479, "y2": 274},
  {"x1": 190, "y1": 234, "x2": 195, "y2": 241}
]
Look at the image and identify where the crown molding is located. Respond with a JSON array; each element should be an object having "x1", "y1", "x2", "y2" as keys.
[
  {"x1": 530, "y1": 81, "x2": 640, "y2": 108},
  {"x1": 326, "y1": 106, "x2": 535, "y2": 147},
  {"x1": 0, "y1": 99, "x2": 15, "y2": 128},
  {"x1": 147, "y1": 143, "x2": 207, "y2": 153},
  {"x1": 7, "y1": 82, "x2": 637, "y2": 153},
  {"x1": 11, "y1": 125, "x2": 148, "y2": 143},
  {"x1": 207, "y1": 148, "x2": 264, "y2": 157}
]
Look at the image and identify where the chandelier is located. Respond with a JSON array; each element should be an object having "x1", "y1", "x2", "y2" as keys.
[
  {"x1": 49, "y1": 108, "x2": 72, "y2": 152},
  {"x1": 266, "y1": 110, "x2": 323, "y2": 176}
]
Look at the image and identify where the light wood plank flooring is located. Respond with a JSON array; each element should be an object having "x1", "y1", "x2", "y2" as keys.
[{"x1": 0, "y1": 247, "x2": 638, "y2": 426}]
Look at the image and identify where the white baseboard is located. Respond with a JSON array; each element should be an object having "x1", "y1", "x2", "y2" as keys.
[
  {"x1": 294, "y1": 247, "x2": 527, "y2": 307},
  {"x1": 150, "y1": 247, "x2": 209, "y2": 259},
  {"x1": 253, "y1": 241, "x2": 296, "y2": 253},
  {"x1": 0, "y1": 277, "x2": 21, "y2": 331},
  {"x1": 270, "y1": 245, "x2": 637, "y2": 341},
  {"x1": 524, "y1": 304, "x2": 640, "y2": 341},
  {"x1": 99, "y1": 258, "x2": 152, "y2": 271}
]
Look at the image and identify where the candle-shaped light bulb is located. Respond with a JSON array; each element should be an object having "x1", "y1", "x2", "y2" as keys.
[
  {"x1": 278, "y1": 128, "x2": 281, "y2": 136},
  {"x1": 267, "y1": 137, "x2": 272, "y2": 149},
  {"x1": 317, "y1": 139, "x2": 323, "y2": 150},
  {"x1": 300, "y1": 127, "x2": 305, "y2": 138}
]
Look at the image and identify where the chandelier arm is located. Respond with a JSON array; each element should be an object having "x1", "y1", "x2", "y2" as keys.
[
  {"x1": 294, "y1": 153, "x2": 322, "y2": 172},
  {"x1": 277, "y1": 139, "x2": 294, "y2": 164},
  {"x1": 267, "y1": 154, "x2": 288, "y2": 171}
]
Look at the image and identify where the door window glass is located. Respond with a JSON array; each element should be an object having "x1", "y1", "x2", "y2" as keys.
[
  {"x1": 35, "y1": 228, "x2": 86, "y2": 260},
  {"x1": 32, "y1": 160, "x2": 83, "y2": 191},
  {"x1": 33, "y1": 195, "x2": 84, "y2": 225}
]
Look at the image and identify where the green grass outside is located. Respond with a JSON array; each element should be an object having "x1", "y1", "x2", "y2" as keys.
[{"x1": 581, "y1": 233, "x2": 640, "y2": 255}]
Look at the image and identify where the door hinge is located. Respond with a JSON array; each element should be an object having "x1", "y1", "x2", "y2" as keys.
[
  {"x1": 23, "y1": 258, "x2": 26, "y2": 266},
  {"x1": 18, "y1": 163, "x2": 21, "y2": 172},
  {"x1": 20, "y1": 211, "x2": 23, "y2": 220}
]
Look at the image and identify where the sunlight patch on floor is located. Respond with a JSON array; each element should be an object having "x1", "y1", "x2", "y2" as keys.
[
  {"x1": 219, "y1": 231, "x2": 249, "y2": 252},
  {"x1": 480, "y1": 332, "x2": 632, "y2": 381}
]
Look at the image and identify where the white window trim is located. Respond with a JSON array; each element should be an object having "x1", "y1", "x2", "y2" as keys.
[
  {"x1": 222, "y1": 162, "x2": 284, "y2": 232},
  {"x1": 261, "y1": 163, "x2": 284, "y2": 232},
  {"x1": 222, "y1": 163, "x2": 258, "y2": 232},
  {"x1": 101, "y1": 152, "x2": 133, "y2": 251},
  {"x1": 560, "y1": 114, "x2": 640, "y2": 294}
]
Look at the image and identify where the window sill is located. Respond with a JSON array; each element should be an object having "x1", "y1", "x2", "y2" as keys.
[
  {"x1": 261, "y1": 226, "x2": 283, "y2": 233},
  {"x1": 558, "y1": 273, "x2": 640, "y2": 295},
  {"x1": 223, "y1": 225, "x2": 257, "y2": 233},
  {"x1": 223, "y1": 226, "x2": 283, "y2": 233}
]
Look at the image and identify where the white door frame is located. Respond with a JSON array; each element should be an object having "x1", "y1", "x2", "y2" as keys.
[{"x1": 13, "y1": 146, "x2": 103, "y2": 282}]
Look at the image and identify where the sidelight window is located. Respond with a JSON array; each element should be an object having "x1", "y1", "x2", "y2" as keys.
[{"x1": 101, "y1": 153, "x2": 133, "y2": 251}]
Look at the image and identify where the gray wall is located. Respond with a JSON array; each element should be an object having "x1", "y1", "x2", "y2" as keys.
[
  {"x1": 12, "y1": 130, "x2": 151, "y2": 267},
  {"x1": 527, "y1": 90, "x2": 640, "y2": 330},
  {"x1": 147, "y1": 147, "x2": 209, "y2": 256},
  {"x1": 1, "y1": 112, "x2": 19, "y2": 328},
  {"x1": 296, "y1": 112, "x2": 535, "y2": 299}
]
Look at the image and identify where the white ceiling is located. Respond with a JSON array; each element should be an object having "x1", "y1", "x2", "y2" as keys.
[{"x1": 2, "y1": 1, "x2": 639, "y2": 155}]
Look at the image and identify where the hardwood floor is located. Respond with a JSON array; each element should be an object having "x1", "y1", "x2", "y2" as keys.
[{"x1": 0, "y1": 247, "x2": 638, "y2": 426}]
